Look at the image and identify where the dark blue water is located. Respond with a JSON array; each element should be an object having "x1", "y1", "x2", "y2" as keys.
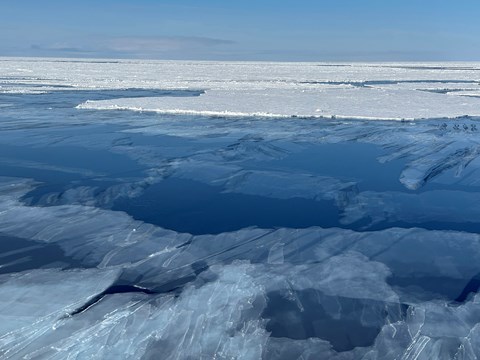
[
  {"x1": 112, "y1": 178, "x2": 345, "y2": 235},
  {"x1": 0, "y1": 86, "x2": 202, "y2": 109},
  {"x1": 262, "y1": 289, "x2": 406, "y2": 352}
]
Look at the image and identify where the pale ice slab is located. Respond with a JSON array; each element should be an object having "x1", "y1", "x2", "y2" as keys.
[
  {"x1": 0, "y1": 264, "x2": 268, "y2": 360},
  {"x1": 77, "y1": 87, "x2": 480, "y2": 120},
  {"x1": 450, "y1": 90, "x2": 480, "y2": 98},
  {"x1": 0, "y1": 268, "x2": 120, "y2": 358}
]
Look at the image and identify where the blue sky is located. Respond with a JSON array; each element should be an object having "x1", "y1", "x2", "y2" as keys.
[{"x1": 1, "y1": 0, "x2": 480, "y2": 61}]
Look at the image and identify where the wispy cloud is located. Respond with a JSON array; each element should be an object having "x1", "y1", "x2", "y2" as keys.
[
  {"x1": 30, "y1": 44, "x2": 95, "y2": 54},
  {"x1": 29, "y1": 35, "x2": 235, "y2": 58},
  {"x1": 105, "y1": 36, "x2": 235, "y2": 52}
]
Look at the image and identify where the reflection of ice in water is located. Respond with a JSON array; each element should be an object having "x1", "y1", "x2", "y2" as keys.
[{"x1": 2, "y1": 59, "x2": 480, "y2": 358}]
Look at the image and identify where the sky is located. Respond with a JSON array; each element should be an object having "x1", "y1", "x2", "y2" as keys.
[{"x1": 1, "y1": 0, "x2": 480, "y2": 61}]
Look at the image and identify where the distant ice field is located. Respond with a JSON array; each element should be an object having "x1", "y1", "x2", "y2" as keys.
[
  {"x1": 2, "y1": 58, "x2": 480, "y2": 359},
  {"x1": 2, "y1": 57, "x2": 480, "y2": 119}
]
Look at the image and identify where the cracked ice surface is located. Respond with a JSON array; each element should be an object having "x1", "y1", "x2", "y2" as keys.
[
  {"x1": 0, "y1": 264, "x2": 269, "y2": 360},
  {"x1": 0, "y1": 268, "x2": 120, "y2": 358},
  {"x1": 2, "y1": 177, "x2": 480, "y2": 358},
  {"x1": 3, "y1": 59, "x2": 480, "y2": 358}
]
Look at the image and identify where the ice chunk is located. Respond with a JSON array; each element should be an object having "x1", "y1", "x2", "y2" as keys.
[
  {"x1": 364, "y1": 294, "x2": 480, "y2": 359},
  {"x1": 0, "y1": 268, "x2": 119, "y2": 358},
  {"x1": 0, "y1": 263, "x2": 269, "y2": 360},
  {"x1": 268, "y1": 242, "x2": 285, "y2": 264},
  {"x1": 399, "y1": 141, "x2": 480, "y2": 190}
]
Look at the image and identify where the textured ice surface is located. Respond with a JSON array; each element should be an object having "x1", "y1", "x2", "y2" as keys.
[
  {"x1": 3, "y1": 58, "x2": 480, "y2": 358},
  {"x1": 2, "y1": 176, "x2": 480, "y2": 357},
  {"x1": 0, "y1": 264, "x2": 269, "y2": 360},
  {"x1": 0, "y1": 268, "x2": 120, "y2": 358},
  {"x1": 341, "y1": 189, "x2": 480, "y2": 227}
]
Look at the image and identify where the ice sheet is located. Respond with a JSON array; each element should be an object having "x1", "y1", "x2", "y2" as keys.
[
  {"x1": 2, "y1": 58, "x2": 480, "y2": 119},
  {"x1": 77, "y1": 87, "x2": 480, "y2": 120}
]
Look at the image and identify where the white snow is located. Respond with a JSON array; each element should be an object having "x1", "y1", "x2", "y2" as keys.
[
  {"x1": 77, "y1": 87, "x2": 480, "y2": 120},
  {"x1": 2, "y1": 57, "x2": 480, "y2": 119}
]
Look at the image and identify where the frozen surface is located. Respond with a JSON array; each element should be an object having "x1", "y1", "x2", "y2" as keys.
[
  {"x1": 0, "y1": 264, "x2": 269, "y2": 360},
  {"x1": 0, "y1": 268, "x2": 120, "y2": 358},
  {"x1": 77, "y1": 87, "x2": 480, "y2": 120},
  {"x1": 2, "y1": 176, "x2": 480, "y2": 358},
  {"x1": 2, "y1": 57, "x2": 480, "y2": 119},
  {"x1": 2, "y1": 58, "x2": 480, "y2": 358}
]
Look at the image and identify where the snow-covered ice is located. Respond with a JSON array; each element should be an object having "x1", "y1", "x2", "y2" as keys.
[
  {"x1": 2, "y1": 57, "x2": 480, "y2": 119},
  {"x1": 77, "y1": 86, "x2": 480, "y2": 120}
]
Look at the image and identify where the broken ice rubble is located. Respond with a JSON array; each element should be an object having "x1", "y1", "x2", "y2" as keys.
[{"x1": 1, "y1": 176, "x2": 480, "y2": 358}]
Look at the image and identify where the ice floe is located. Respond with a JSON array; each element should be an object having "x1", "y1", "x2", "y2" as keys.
[{"x1": 77, "y1": 87, "x2": 480, "y2": 120}]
